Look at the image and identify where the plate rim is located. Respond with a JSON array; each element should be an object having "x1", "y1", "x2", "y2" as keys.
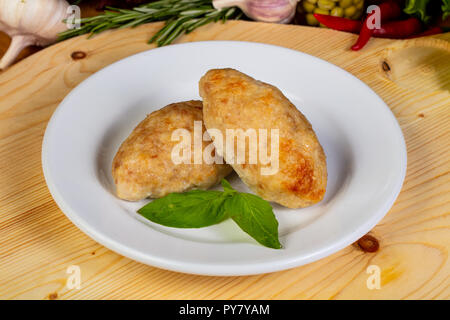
[{"x1": 42, "y1": 40, "x2": 407, "y2": 276}]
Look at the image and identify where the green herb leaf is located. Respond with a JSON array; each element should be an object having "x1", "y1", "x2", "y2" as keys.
[
  {"x1": 225, "y1": 192, "x2": 282, "y2": 249},
  {"x1": 138, "y1": 189, "x2": 230, "y2": 228},
  {"x1": 443, "y1": 0, "x2": 450, "y2": 20},
  {"x1": 59, "y1": 0, "x2": 242, "y2": 46},
  {"x1": 221, "y1": 178, "x2": 236, "y2": 195},
  {"x1": 404, "y1": 0, "x2": 450, "y2": 23},
  {"x1": 404, "y1": 0, "x2": 431, "y2": 23},
  {"x1": 137, "y1": 178, "x2": 282, "y2": 249}
]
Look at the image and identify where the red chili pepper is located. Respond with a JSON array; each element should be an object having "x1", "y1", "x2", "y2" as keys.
[
  {"x1": 372, "y1": 18, "x2": 422, "y2": 39},
  {"x1": 314, "y1": 14, "x2": 425, "y2": 40},
  {"x1": 406, "y1": 26, "x2": 443, "y2": 38},
  {"x1": 313, "y1": 14, "x2": 362, "y2": 33},
  {"x1": 351, "y1": 1, "x2": 402, "y2": 51}
]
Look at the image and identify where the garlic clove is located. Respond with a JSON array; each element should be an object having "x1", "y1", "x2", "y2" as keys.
[
  {"x1": 213, "y1": 0, "x2": 300, "y2": 24},
  {"x1": 0, "y1": 0, "x2": 70, "y2": 70},
  {"x1": 0, "y1": 35, "x2": 35, "y2": 70}
]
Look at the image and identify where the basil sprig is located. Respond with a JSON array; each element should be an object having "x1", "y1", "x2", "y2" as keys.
[{"x1": 138, "y1": 179, "x2": 281, "y2": 249}]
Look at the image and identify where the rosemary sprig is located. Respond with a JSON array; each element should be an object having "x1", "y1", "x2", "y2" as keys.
[{"x1": 59, "y1": 0, "x2": 242, "y2": 46}]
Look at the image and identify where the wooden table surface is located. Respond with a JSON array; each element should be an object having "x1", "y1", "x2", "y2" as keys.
[{"x1": 0, "y1": 20, "x2": 449, "y2": 300}]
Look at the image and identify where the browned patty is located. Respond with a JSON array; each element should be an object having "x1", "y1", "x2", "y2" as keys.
[
  {"x1": 199, "y1": 69, "x2": 327, "y2": 208},
  {"x1": 112, "y1": 100, "x2": 232, "y2": 201}
]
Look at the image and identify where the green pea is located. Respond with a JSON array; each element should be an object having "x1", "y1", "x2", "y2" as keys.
[
  {"x1": 355, "y1": 0, "x2": 364, "y2": 10},
  {"x1": 306, "y1": 0, "x2": 318, "y2": 4},
  {"x1": 314, "y1": 7, "x2": 330, "y2": 15},
  {"x1": 353, "y1": 0, "x2": 363, "y2": 4},
  {"x1": 352, "y1": 10, "x2": 362, "y2": 19},
  {"x1": 305, "y1": 13, "x2": 319, "y2": 26},
  {"x1": 344, "y1": 5, "x2": 356, "y2": 18},
  {"x1": 331, "y1": 7, "x2": 344, "y2": 17},
  {"x1": 303, "y1": 1, "x2": 316, "y2": 13},
  {"x1": 339, "y1": 0, "x2": 352, "y2": 8},
  {"x1": 319, "y1": 23, "x2": 328, "y2": 28},
  {"x1": 318, "y1": 0, "x2": 335, "y2": 10}
]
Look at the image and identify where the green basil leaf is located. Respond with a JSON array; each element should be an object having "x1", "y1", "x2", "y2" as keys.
[
  {"x1": 137, "y1": 179, "x2": 282, "y2": 249},
  {"x1": 404, "y1": 0, "x2": 431, "y2": 23},
  {"x1": 138, "y1": 189, "x2": 230, "y2": 228},
  {"x1": 221, "y1": 178, "x2": 237, "y2": 195},
  {"x1": 225, "y1": 192, "x2": 281, "y2": 249},
  {"x1": 443, "y1": 0, "x2": 450, "y2": 20}
]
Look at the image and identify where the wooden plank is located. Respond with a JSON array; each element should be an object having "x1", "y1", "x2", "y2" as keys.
[{"x1": 0, "y1": 21, "x2": 449, "y2": 300}]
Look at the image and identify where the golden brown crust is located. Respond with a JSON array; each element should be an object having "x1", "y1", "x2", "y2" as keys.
[
  {"x1": 112, "y1": 100, "x2": 232, "y2": 201},
  {"x1": 199, "y1": 69, "x2": 327, "y2": 208}
]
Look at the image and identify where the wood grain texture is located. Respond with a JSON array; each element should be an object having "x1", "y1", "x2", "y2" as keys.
[{"x1": 0, "y1": 21, "x2": 449, "y2": 300}]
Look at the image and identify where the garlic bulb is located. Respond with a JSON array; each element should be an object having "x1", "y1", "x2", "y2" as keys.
[
  {"x1": 213, "y1": 0, "x2": 299, "y2": 24},
  {"x1": 0, "y1": 0, "x2": 70, "y2": 70}
]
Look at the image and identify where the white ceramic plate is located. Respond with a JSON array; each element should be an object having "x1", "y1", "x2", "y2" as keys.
[{"x1": 42, "y1": 41, "x2": 406, "y2": 276}]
